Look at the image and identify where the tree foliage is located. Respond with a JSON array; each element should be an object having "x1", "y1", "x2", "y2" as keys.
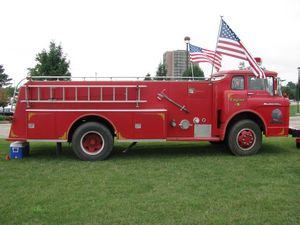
[
  {"x1": 5, "y1": 86, "x2": 15, "y2": 98},
  {"x1": 28, "y1": 41, "x2": 71, "y2": 80},
  {"x1": 282, "y1": 81, "x2": 297, "y2": 100},
  {"x1": 0, "y1": 65, "x2": 12, "y2": 87},
  {"x1": 155, "y1": 62, "x2": 167, "y2": 80},
  {"x1": 144, "y1": 73, "x2": 152, "y2": 81},
  {"x1": 182, "y1": 64, "x2": 204, "y2": 78},
  {"x1": 0, "y1": 88, "x2": 8, "y2": 109}
]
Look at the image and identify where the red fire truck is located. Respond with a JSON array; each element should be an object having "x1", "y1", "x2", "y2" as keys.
[{"x1": 7, "y1": 70, "x2": 300, "y2": 160}]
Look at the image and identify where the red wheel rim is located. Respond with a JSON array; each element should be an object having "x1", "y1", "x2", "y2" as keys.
[
  {"x1": 80, "y1": 131, "x2": 104, "y2": 155},
  {"x1": 236, "y1": 128, "x2": 256, "y2": 151}
]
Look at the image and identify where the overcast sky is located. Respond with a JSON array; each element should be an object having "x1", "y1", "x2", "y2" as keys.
[{"x1": 1, "y1": 0, "x2": 300, "y2": 84}]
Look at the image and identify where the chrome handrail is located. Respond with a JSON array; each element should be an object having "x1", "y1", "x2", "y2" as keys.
[{"x1": 26, "y1": 75, "x2": 208, "y2": 81}]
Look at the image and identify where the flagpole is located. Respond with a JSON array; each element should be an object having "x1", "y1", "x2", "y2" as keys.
[
  {"x1": 190, "y1": 62, "x2": 194, "y2": 80},
  {"x1": 210, "y1": 16, "x2": 223, "y2": 78},
  {"x1": 184, "y1": 36, "x2": 190, "y2": 74}
]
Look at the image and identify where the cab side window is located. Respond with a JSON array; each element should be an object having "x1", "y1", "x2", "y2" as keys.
[{"x1": 232, "y1": 76, "x2": 244, "y2": 90}]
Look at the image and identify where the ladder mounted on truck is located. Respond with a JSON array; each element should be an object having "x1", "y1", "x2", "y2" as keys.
[
  {"x1": 22, "y1": 84, "x2": 147, "y2": 108},
  {"x1": 16, "y1": 76, "x2": 147, "y2": 108}
]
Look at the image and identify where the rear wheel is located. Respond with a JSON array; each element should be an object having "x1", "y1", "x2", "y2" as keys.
[
  {"x1": 227, "y1": 120, "x2": 262, "y2": 156},
  {"x1": 72, "y1": 122, "x2": 113, "y2": 161}
]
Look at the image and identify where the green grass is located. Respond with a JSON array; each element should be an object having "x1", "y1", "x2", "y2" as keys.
[
  {"x1": 0, "y1": 138, "x2": 300, "y2": 225},
  {"x1": 0, "y1": 114, "x2": 14, "y2": 122},
  {"x1": 0, "y1": 115, "x2": 10, "y2": 121},
  {"x1": 290, "y1": 104, "x2": 300, "y2": 116}
]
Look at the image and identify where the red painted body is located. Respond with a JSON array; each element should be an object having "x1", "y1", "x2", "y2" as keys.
[{"x1": 8, "y1": 70, "x2": 290, "y2": 145}]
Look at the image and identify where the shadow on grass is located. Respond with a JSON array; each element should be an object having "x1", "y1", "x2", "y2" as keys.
[
  {"x1": 26, "y1": 142, "x2": 229, "y2": 161},
  {"x1": 25, "y1": 139, "x2": 293, "y2": 161},
  {"x1": 111, "y1": 142, "x2": 230, "y2": 160},
  {"x1": 28, "y1": 143, "x2": 77, "y2": 161}
]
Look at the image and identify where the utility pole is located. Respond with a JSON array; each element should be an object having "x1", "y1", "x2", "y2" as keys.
[
  {"x1": 297, "y1": 67, "x2": 300, "y2": 114},
  {"x1": 184, "y1": 36, "x2": 190, "y2": 71}
]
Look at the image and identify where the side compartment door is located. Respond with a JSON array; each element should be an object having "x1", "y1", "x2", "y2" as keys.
[
  {"x1": 133, "y1": 112, "x2": 166, "y2": 139},
  {"x1": 187, "y1": 83, "x2": 213, "y2": 138},
  {"x1": 27, "y1": 112, "x2": 56, "y2": 140}
]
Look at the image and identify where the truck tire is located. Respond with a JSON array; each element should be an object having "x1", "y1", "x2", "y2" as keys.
[
  {"x1": 227, "y1": 120, "x2": 262, "y2": 156},
  {"x1": 72, "y1": 122, "x2": 113, "y2": 161}
]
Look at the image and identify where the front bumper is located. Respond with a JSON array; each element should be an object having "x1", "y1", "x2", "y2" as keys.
[{"x1": 289, "y1": 128, "x2": 300, "y2": 137}]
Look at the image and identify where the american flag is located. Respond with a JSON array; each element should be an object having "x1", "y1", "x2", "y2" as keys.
[
  {"x1": 216, "y1": 19, "x2": 266, "y2": 78},
  {"x1": 189, "y1": 44, "x2": 222, "y2": 71}
]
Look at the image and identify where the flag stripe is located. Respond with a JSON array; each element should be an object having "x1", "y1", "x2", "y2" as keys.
[
  {"x1": 216, "y1": 48, "x2": 247, "y2": 60},
  {"x1": 190, "y1": 56, "x2": 222, "y2": 67},
  {"x1": 217, "y1": 43, "x2": 247, "y2": 56},
  {"x1": 190, "y1": 56, "x2": 222, "y2": 69},
  {"x1": 217, "y1": 39, "x2": 248, "y2": 59},
  {"x1": 240, "y1": 42, "x2": 264, "y2": 78},
  {"x1": 203, "y1": 51, "x2": 222, "y2": 61},
  {"x1": 216, "y1": 50, "x2": 247, "y2": 61},
  {"x1": 189, "y1": 44, "x2": 222, "y2": 71},
  {"x1": 218, "y1": 39, "x2": 242, "y2": 48}
]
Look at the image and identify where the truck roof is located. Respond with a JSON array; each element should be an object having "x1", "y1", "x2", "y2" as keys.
[{"x1": 213, "y1": 70, "x2": 278, "y2": 77}]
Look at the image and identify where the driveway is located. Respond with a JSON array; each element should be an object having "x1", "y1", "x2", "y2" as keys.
[
  {"x1": 1, "y1": 117, "x2": 300, "y2": 139},
  {"x1": 289, "y1": 116, "x2": 300, "y2": 129},
  {"x1": 0, "y1": 123, "x2": 11, "y2": 139}
]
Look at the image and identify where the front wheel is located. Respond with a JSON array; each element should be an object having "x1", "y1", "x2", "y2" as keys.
[
  {"x1": 72, "y1": 122, "x2": 113, "y2": 161},
  {"x1": 227, "y1": 120, "x2": 262, "y2": 156}
]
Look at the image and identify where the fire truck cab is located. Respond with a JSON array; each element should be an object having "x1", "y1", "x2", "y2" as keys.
[{"x1": 8, "y1": 70, "x2": 292, "y2": 160}]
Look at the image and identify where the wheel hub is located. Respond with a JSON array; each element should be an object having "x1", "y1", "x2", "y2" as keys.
[
  {"x1": 237, "y1": 128, "x2": 256, "y2": 151},
  {"x1": 81, "y1": 131, "x2": 104, "y2": 155}
]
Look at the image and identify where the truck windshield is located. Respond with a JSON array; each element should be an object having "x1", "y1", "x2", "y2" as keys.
[
  {"x1": 266, "y1": 77, "x2": 274, "y2": 96},
  {"x1": 276, "y1": 78, "x2": 283, "y2": 96},
  {"x1": 248, "y1": 76, "x2": 274, "y2": 96}
]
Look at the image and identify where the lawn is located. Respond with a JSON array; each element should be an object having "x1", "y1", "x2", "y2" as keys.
[
  {"x1": 0, "y1": 138, "x2": 300, "y2": 225},
  {"x1": 0, "y1": 115, "x2": 11, "y2": 121},
  {"x1": 290, "y1": 104, "x2": 300, "y2": 117}
]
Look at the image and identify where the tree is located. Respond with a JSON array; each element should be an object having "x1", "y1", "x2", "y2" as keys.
[
  {"x1": 182, "y1": 64, "x2": 204, "y2": 79},
  {"x1": 282, "y1": 81, "x2": 297, "y2": 100},
  {"x1": 0, "y1": 88, "x2": 8, "y2": 112},
  {"x1": 155, "y1": 62, "x2": 167, "y2": 80},
  {"x1": 0, "y1": 65, "x2": 12, "y2": 87},
  {"x1": 144, "y1": 73, "x2": 152, "y2": 81},
  {"x1": 28, "y1": 41, "x2": 71, "y2": 80},
  {"x1": 297, "y1": 83, "x2": 300, "y2": 101},
  {"x1": 5, "y1": 86, "x2": 15, "y2": 98}
]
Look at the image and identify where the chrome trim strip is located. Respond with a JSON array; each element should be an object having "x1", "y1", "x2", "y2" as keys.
[
  {"x1": 27, "y1": 84, "x2": 147, "y2": 88},
  {"x1": 26, "y1": 139, "x2": 67, "y2": 142},
  {"x1": 27, "y1": 75, "x2": 206, "y2": 81},
  {"x1": 116, "y1": 139, "x2": 166, "y2": 142},
  {"x1": 21, "y1": 100, "x2": 147, "y2": 103},
  {"x1": 263, "y1": 103, "x2": 282, "y2": 106},
  {"x1": 27, "y1": 138, "x2": 166, "y2": 143},
  {"x1": 26, "y1": 109, "x2": 167, "y2": 112}
]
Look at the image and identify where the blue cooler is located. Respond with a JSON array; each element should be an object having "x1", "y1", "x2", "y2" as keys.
[{"x1": 10, "y1": 142, "x2": 30, "y2": 159}]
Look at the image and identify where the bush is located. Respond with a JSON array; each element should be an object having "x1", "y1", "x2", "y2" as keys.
[{"x1": 0, "y1": 114, "x2": 11, "y2": 121}]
